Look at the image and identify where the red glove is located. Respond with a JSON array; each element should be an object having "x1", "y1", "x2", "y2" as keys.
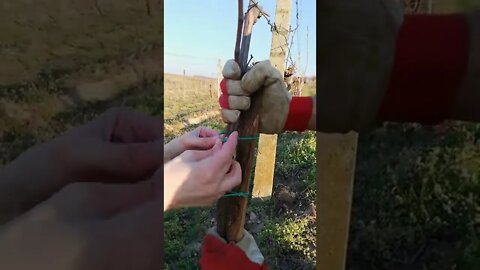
[{"x1": 200, "y1": 228, "x2": 269, "y2": 270}]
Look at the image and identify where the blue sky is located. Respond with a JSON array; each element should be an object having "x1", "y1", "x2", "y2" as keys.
[{"x1": 164, "y1": 0, "x2": 316, "y2": 78}]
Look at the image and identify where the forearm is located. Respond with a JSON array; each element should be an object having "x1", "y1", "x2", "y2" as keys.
[{"x1": 163, "y1": 139, "x2": 180, "y2": 164}]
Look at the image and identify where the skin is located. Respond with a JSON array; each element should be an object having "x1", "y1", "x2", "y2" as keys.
[
  {"x1": 0, "y1": 108, "x2": 241, "y2": 269},
  {"x1": 164, "y1": 131, "x2": 241, "y2": 211},
  {"x1": 164, "y1": 127, "x2": 220, "y2": 163}
]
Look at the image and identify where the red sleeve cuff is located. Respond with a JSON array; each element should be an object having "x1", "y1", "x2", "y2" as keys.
[
  {"x1": 283, "y1": 96, "x2": 313, "y2": 132},
  {"x1": 200, "y1": 235, "x2": 269, "y2": 270},
  {"x1": 379, "y1": 14, "x2": 469, "y2": 124}
]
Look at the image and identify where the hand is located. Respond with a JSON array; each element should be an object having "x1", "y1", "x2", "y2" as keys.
[
  {"x1": 200, "y1": 227, "x2": 268, "y2": 270},
  {"x1": 218, "y1": 60, "x2": 314, "y2": 134},
  {"x1": 0, "y1": 108, "x2": 163, "y2": 224},
  {"x1": 164, "y1": 126, "x2": 219, "y2": 163},
  {"x1": 219, "y1": 60, "x2": 291, "y2": 134},
  {"x1": 164, "y1": 132, "x2": 241, "y2": 211},
  {"x1": 0, "y1": 179, "x2": 162, "y2": 270}
]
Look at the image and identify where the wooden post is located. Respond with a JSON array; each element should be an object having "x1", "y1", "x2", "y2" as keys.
[
  {"x1": 314, "y1": 3, "x2": 358, "y2": 270},
  {"x1": 217, "y1": 59, "x2": 222, "y2": 99},
  {"x1": 252, "y1": 0, "x2": 291, "y2": 199},
  {"x1": 427, "y1": 0, "x2": 433, "y2": 14},
  {"x1": 316, "y1": 132, "x2": 358, "y2": 270},
  {"x1": 432, "y1": 0, "x2": 467, "y2": 14}
]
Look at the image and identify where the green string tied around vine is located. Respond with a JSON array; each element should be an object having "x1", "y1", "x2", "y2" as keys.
[
  {"x1": 219, "y1": 130, "x2": 260, "y2": 143},
  {"x1": 223, "y1": 191, "x2": 250, "y2": 198}
]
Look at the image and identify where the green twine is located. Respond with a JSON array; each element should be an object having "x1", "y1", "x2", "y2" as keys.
[
  {"x1": 222, "y1": 136, "x2": 259, "y2": 143},
  {"x1": 218, "y1": 129, "x2": 255, "y2": 197},
  {"x1": 218, "y1": 130, "x2": 259, "y2": 143},
  {"x1": 223, "y1": 192, "x2": 250, "y2": 198}
]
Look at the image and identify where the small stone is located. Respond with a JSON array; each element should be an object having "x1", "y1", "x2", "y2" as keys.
[
  {"x1": 249, "y1": 222, "x2": 264, "y2": 234},
  {"x1": 249, "y1": 212, "x2": 258, "y2": 223},
  {"x1": 305, "y1": 203, "x2": 316, "y2": 218},
  {"x1": 277, "y1": 188, "x2": 296, "y2": 203}
]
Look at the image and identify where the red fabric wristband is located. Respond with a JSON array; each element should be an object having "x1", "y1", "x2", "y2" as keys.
[
  {"x1": 200, "y1": 235, "x2": 269, "y2": 270},
  {"x1": 283, "y1": 96, "x2": 313, "y2": 132},
  {"x1": 378, "y1": 14, "x2": 469, "y2": 124}
]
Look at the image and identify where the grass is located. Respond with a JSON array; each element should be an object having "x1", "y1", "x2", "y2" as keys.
[
  {"x1": 345, "y1": 3, "x2": 480, "y2": 269},
  {"x1": 347, "y1": 122, "x2": 480, "y2": 269},
  {"x1": 0, "y1": 0, "x2": 162, "y2": 167},
  {"x1": 164, "y1": 73, "x2": 317, "y2": 269}
]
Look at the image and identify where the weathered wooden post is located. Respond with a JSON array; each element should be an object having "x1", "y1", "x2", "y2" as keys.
[
  {"x1": 217, "y1": 59, "x2": 222, "y2": 99},
  {"x1": 316, "y1": 132, "x2": 358, "y2": 270},
  {"x1": 251, "y1": 0, "x2": 291, "y2": 199},
  {"x1": 316, "y1": 1, "x2": 359, "y2": 269}
]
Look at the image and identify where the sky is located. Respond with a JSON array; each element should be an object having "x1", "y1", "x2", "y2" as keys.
[{"x1": 164, "y1": 0, "x2": 316, "y2": 78}]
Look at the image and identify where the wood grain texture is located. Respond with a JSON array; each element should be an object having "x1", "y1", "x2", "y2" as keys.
[
  {"x1": 216, "y1": 0, "x2": 263, "y2": 242},
  {"x1": 252, "y1": 0, "x2": 291, "y2": 199},
  {"x1": 316, "y1": 132, "x2": 358, "y2": 270}
]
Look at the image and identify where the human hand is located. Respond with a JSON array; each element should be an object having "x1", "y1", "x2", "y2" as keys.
[
  {"x1": 164, "y1": 132, "x2": 241, "y2": 211},
  {"x1": 0, "y1": 179, "x2": 162, "y2": 270},
  {"x1": 0, "y1": 108, "x2": 163, "y2": 224},
  {"x1": 218, "y1": 60, "x2": 314, "y2": 134},
  {"x1": 164, "y1": 126, "x2": 219, "y2": 163},
  {"x1": 200, "y1": 227, "x2": 268, "y2": 270}
]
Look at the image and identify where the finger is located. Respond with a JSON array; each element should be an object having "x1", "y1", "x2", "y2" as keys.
[
  {"x1": 220, "y1": 79, "x2": 249, "y2": 96},
  {"x1": 222, "y1": 59, "x2": 241, "y2": 80},
  {"x1": 77, "y1": 107, "x2": 162, "y2": 143},
  {"x1": 65, "y1": 140, "x2": 162, "y2": 182},
  {"x1": 109, "y1": 108, "x2": 163, "y2": 143},
  {"x1": 197, "y1": 127, "x2": 219, "y2": 138},
  {"x1": 219, "y1": 93, "x2": 230, "y2": 109},
  {"x1": 180, "y1": 139, "x2": 222, "y2": 162},
  {"x1": 241, "y1": 60, "x2": 283, "y2": 94},
  {"x1": 219, "y1": 93, "x2": 250, "y2": 110},
  {"x1": 49, "y1": 180, "x2": 156, "y2": 219},
  {"x1": 221, "y1": 109, "x2": 240, "y2": 123},
  {"x1": 94, "y1": 201, "x2": 163, "y2": 269},
  {"x1": 182, "y1": 136, "x2": 218, "y2": 151},
  {"x1": 228, "y1": 96, "x2": 250, "y2": 110},
  {"x1": 219, "y1": 161, "x2": 242, "y2": 192},
  {"x1": 203, "y1": 132, "x2": 238, "y2": 172}
]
